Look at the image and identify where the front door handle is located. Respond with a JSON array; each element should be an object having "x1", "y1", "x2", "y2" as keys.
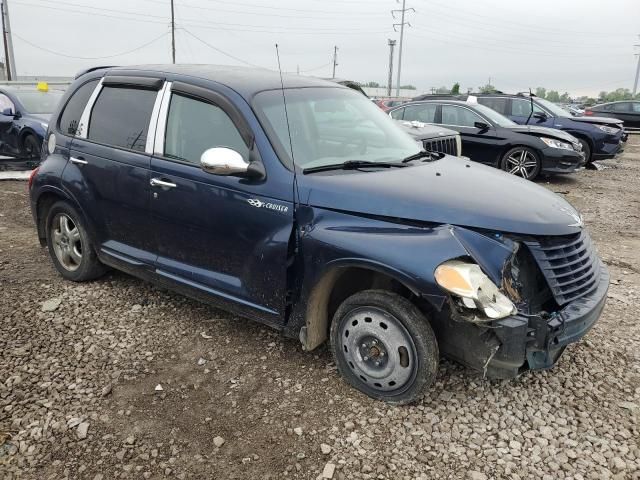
[
  {"x1": 70, "y1": 156, "x2": 88, "y2": 165},
  {"x1": 150, "y1": 178, "x2": 177, "y2": 189}
]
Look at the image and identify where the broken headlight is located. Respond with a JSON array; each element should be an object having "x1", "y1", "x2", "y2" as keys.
[{"x1": 434, "y1": 260, "x2": 516, "y2": 320}]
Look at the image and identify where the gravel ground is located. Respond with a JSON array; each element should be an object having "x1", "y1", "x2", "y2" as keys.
[{"x1": 1, "y1": 139, "x2": 639, "y2": 480}]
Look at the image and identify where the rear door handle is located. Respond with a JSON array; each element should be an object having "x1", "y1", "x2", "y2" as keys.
[
  {"x1": 70, "y1": 156, "x2": 88, "y2": 165},
  {"x1": 150, "y1": 178, "x2": 177, "y2": 189}
]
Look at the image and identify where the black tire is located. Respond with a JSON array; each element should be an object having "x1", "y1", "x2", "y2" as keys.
[
  {"x1": 22, "y1": 134, "x2": 41, "y2": 159},
  {"x1": 577, "y1": 138, "x2": 592, "y2": 163},
  {"x1": 329, "y1": 290, "x2": 439, "y2": 405},
  {"x1": 45, "y1": 201, "x2": 106, "y2": 282},
  {"x1": 500, "y1": 146, "x2": 542, "y2": 180}
]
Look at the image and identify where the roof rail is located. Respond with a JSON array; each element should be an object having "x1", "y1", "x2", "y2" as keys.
[
  {"x1": 74, "y1": 66, "x2": 117, "y2": 79},
  {"x1": 516, "y1": 91, "x2": 537, "y2": 97}
]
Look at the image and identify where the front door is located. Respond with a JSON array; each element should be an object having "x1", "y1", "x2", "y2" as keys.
[
  {"x1": 439, "y1": 104, "x2": 500, "y2": 165},
  {"x1": 510, "y1": 98, "x2": 554, "y2": 127},
  {"x1": 148, "y1": 83, "x2": 293, "y2": 323}
]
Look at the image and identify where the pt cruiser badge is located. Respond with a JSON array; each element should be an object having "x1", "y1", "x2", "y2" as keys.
[{"x1": 247, "y1": 198, "x2": 289, "y2": 213}]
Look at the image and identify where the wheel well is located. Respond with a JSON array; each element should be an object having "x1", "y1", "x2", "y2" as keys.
[
  {"x1": 302, "y1": 267, "x2": 415, "y2": 351},
  {"x1": 20, "y1": 129, "x2": 38, "y2": 148},
  {"x1": 35, "y1": 192, "x2": 65, "y2": 245},
  {"x1": 569, "y1": 133, "x2": 593, "y2": 158}
]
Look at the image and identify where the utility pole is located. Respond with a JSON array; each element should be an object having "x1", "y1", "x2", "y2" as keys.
[
  {"x1": 386, "y1": 39, "x2": 396, "y2": 96},
  {"x1": 1, "y1": 0, "x2": 16, "y2": 80},
  {"x1": 170, "y1": 0, "x2": 176, "y2": 64},
  {"x1": 633, "y1": 38, "x2": 640, "y2": 97},
  {"x1": 332, "y1": 46, "x2": 338, "y2": 79},
  {"x1": 392, "y1": 0, "x2": 414, "y2": 97}
]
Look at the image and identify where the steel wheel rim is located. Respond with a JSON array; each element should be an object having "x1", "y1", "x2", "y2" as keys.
[
  {"x1": 51, "y1": 213, "x2": 82, "y2": 271},
  {"x1": 506, "y1": 149, "x2": 538, "y2": 179},
  {"x1": 339, "y1": 306, "x2": 417, "y2": 393}
]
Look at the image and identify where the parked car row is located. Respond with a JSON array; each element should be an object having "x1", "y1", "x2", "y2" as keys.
[
  {"x1": 389, "y1": 98, "x2": 585, "y2": 180},
  {"x1": 29, "y1": 65, "x2": 609, "y2": 404}
]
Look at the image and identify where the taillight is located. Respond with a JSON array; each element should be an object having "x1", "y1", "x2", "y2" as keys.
[
  {"x1": 584, "y1": 110, "x2": 594, "y2": 116},
  {"x1": 28, "y1": 167, "x2": 39, "y2": 189}
]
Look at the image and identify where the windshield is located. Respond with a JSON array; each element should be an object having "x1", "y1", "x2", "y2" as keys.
[
  {"x1": 253, "y1": 87, "x2": 421, "y2": 170},
  {"x1": 472, "y1": 104, "x2": 517, "y2": 127},
  {"x1": 535, "y1": 97, "x2": 571, "y2": 118},
  {"x1": 14, "y1": 91, "x2": 64, "y2": 114}
]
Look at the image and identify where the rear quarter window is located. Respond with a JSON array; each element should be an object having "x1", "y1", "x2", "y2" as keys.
[
  {"x1": 88, "y1": 86, "x2": 157, "y2": 152},
  {"x1": 58, "y1": 79, "x2": 99, "y2": 136}
]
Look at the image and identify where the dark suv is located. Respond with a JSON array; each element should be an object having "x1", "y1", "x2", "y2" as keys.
[
  {"x1": 472, "y1": 93, "x2": 626, "y2": 162},
  {"x1": 29, "y1": 65, "x2": 609, "y2": 404}
]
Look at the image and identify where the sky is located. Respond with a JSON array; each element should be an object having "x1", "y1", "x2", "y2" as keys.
[{"x1": 4, "y1": 0, "x2": 639, "y2": 98}]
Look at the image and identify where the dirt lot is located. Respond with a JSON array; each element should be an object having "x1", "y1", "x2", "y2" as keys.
[{"x1": 1, "y1": 139, "x2": 639, "y2": 480}]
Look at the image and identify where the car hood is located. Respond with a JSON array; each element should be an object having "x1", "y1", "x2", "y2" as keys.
[
  {"x1": 299, "y1": 156, "x2": 582, "y2": 236},
  {"x1": 569, "y1": 115, "x2": 623, "y2": 126},
  {"x1": 504, "y1": 125, "x2": 578, "y2": 144},
  {"x1": 395, "y1": 120, "x2": 459, "y2": 140}
]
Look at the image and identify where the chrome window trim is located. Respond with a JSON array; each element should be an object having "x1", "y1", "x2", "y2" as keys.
[
  {"x1": 76, "y1": 77, "x2": 104, "y2": 139},
  {"x1": 153, "y1": 82, "x2": 173, "y2": 156},
  {"x1": 146, "y1": 82, "x2": 170, "y2": 154}
]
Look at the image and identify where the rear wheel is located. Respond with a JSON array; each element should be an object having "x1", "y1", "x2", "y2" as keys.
[
  {"x1": 500, "y1": 146, "x2": 541, "y2": 180},
  {"x1": 330, "y1": 290, "x2": 438, "y2": 405},
  {"x1": 45, "y1": 201, "x2": 106, "y2": 281}
]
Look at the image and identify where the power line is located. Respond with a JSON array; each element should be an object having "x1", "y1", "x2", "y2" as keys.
[
  {"x1": 12, "y1": 31, "x2": 169, "y2": 59},
  {"x1": 14, "y1": 0, "x2": 389, "y2": 35},
  {"x1": 180, "y1": 28, "x2": 268, "y2": 69}
]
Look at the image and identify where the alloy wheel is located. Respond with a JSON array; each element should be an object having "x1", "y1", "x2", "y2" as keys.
[
  {"x1": 505, "y1": 149, "x2": 539, "y2": 179},
  {"x1": 338, "y1": 306, "x2": 417, "y2": 393},
  {"x1": 51, "y1": 213, "x2": 83, "y2": 271}
]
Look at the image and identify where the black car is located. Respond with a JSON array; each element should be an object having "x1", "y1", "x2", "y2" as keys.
[
  {"x1": 29, "y1": 65, "x2": 608, "y2": 404},
  {"x1": 585, "y1": 101, "x2": 640, "y2": 128},
  {"x1": 389, "y1": 100, "x2": 584, "y2": 180},
  {"x1": 0, "y1": 84, "x2": 64, "y2": 162},
  {"x1": 470, "y1": 93, "x2": 626, "y2": 162}
]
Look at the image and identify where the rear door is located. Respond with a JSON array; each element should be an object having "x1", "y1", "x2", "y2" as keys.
[
  {"x1": 64, "y1": 76, "x2": 164, "y2": 271},
  {"x1": 439, "y1": 104, "x2": 500, "y2": 165},
  {"x1": 147, "y1": 82, "x2": 293, "y2": 323},
  {"x1": 630, "y1": 102, "x2": 640, "y2": 128},
  {"x1": 611, "y1": 102, "x2": 634, "y2": 126}
]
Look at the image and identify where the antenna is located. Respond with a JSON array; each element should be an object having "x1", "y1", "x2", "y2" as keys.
[
  {"x1": 526, "y1": 87, "x2": 534, "y2": 125},
  {"x1": 275, "y1": 44, "x2": 299, "y2": 207}
]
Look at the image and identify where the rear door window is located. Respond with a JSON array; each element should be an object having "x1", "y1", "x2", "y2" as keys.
[
  {"x1": 389, "y1": 107, "x2": 405, "y2": 120},
  {"x1": 441, "y1": 105, "x2": 482, "y2": 127},
  {"x1": 164, "y1": 93, "x2": 249, "y2": 164},
  {"x1": 632, "y1": 103, "x2": 640, "y2": 113},
  {"x1": 88, "y1": 86, "x2": 157, "y2": 152},
  {"x1": 477, "y1": 97, "x2": 508, "y2": 114},
  {"x1": 58, "y1": 79, "x2": 98, "y2": 136},
  {"x1": 403, "y1": 104, "x2": 437, "y2": 123}
]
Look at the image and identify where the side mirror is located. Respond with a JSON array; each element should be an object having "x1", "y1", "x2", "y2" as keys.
[
  {"x1": 533, "y1": 111, "x2": 547, "y2": 120},
  {"x1": 201, "y1": 147, "x2": 250, "y2": 176},
  {"x1": 474, "y1": 121, "x2": 490, "y2": 130},
  {"x1": 0, "y1": 107, "x2": 14, "y2": 117}
]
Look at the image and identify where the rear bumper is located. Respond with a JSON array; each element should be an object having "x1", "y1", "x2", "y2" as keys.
[{"x1": 435, "y1": 261, "x2": 609, "y2": 379}]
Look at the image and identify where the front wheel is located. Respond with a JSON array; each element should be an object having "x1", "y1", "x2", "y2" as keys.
[
  {"x1": 500, "y1": 146, "x2": 541, "y2": 180},
  {"x1": 22, "y1": 134, "x2": 41, "y2": 159},
  {"x1": 577, "y1": 138, "x2": 592, "y2": 164},
  {"x1": 330, "y1": 290, "x2": 439, "y2": 405}
]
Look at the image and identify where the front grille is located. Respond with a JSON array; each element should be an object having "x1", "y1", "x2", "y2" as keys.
[
  {"x1": 524, "y1": 230, "x2": 600, "y2": 306},
  {"x1": 423, "y1": 136, "x2": 458, "y2": 156}
]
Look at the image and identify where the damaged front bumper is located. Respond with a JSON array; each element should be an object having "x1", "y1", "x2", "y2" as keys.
[{"x1": 436, "y1": 261, "x2": 609, "y2": 379}]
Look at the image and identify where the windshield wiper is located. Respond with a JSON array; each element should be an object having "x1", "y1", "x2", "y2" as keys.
[
  {"x1": 401, "y1": 150, "x2": 434, "y2": 163},
  {"x1": 303, "y1": 160, "x2": 408, "y2": 174}
]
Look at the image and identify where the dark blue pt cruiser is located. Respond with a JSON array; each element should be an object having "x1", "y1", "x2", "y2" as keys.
[{"x1": 29, "y1": 65, "x2": 609, "y2": 404}]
